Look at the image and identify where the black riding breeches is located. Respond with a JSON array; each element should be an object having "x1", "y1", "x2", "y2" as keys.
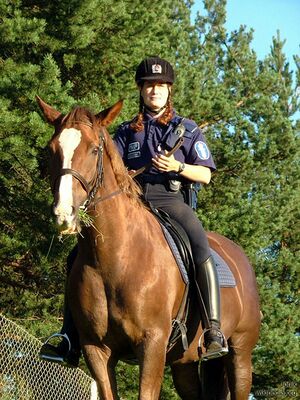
[{"x1": 143, "y1": 183, "x2": 211, "y2": 265}]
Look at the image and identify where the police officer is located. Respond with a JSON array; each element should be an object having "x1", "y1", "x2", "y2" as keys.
[
  {"x1": 39, "y1": 56, "x2": 228, "y2": 367},
  {"x1": 114, "y1": 56, "x2": 228, "y2": 360}
]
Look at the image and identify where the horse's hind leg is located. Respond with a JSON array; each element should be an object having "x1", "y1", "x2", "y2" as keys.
[
  {"x1": 170, "y1": 362, "x2": 201, "y2": 400},
  {"x1": 200, "y1": 358, "x2": 229, "y2": 400},
  {"x1": 226, "y1": 336, "x2": 254, "y2": 400},
  {"x1": 83, "y1": 344, "x2": 118, "y2": 400}
]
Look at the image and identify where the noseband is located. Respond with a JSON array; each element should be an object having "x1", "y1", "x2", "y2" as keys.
[{"x1": 54, "y1": 121, "x2": 105, "y2": 210}]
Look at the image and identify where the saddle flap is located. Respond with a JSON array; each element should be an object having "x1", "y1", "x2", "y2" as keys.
[{"x1": 149, "y1": 204, "x2": 194, "y2": 282}]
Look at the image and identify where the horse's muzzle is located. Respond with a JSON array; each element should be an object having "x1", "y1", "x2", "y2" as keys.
[{"x1": 53, "y1": 204, "x2": 79, "y2": 235}]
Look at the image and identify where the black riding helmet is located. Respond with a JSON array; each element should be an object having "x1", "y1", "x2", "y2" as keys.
[{"x1": 135, "y1": 57, "x2": 175, "y2": 85}]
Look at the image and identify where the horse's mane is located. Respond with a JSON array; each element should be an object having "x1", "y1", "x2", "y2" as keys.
[
  {"x1": 63, "y1": 106, "x2": 96, "y2": 127},
  {"x1": 103, "y1": 129, "x2": 143, "y2": 205},
  {"x1": 64, "y1": 106, "x2": 143, "y2": 206}
]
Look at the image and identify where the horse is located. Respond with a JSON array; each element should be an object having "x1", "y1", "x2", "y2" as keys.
[{"x1": 37, "y1": 96, "x2": 261, "y2": 400}]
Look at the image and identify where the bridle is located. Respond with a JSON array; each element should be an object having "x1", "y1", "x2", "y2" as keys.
[{"x1": 53, "y1": 121, "x2": 108, "y2": 211}]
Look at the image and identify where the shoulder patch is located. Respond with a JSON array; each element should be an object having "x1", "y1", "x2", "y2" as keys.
[{"x1": 195, "y1": 141, "x2": 210, "y2": 160}]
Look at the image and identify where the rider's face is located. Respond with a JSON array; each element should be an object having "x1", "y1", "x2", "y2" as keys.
[{"x1": 140, "y1": 81, "x2": 170, "y2": 111}]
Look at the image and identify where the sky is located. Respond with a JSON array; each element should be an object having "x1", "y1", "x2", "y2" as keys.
[{"x1": 193, "y1": 0, "x2": 300, "y2": 73}]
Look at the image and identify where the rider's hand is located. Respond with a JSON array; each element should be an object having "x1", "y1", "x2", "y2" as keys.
[
  {"x1": 128, "y1": 169, "x2": 136, "y2": 176},
  {"x1": 152, "y1": 152, "x2": 180, "y2": 172}
]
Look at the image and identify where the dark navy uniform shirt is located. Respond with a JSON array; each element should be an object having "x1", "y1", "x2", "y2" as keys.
[{"x1": 114, "y1": 111, "x2": 216, "y2": 178}]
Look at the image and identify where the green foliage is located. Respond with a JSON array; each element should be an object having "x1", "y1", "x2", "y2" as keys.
[
  {"x1": 0, "y1": 0, "x2": 299, "y2": 397},
  {"x1": 116, "y1": 364, "x2": 180, "y2": 399}
]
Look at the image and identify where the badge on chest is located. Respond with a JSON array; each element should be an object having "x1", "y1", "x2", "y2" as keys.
[{"x1": 128, "y1": 142, "x2": 141, "y2": 159}]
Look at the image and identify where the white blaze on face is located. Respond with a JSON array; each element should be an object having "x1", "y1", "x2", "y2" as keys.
[{"x1": 54, "y1": 128, "x2": 82, "y2": 227}]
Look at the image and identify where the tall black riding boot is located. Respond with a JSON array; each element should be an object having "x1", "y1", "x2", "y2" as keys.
[
  {"x1": 39, "y1": 247, "x2": 81, "y2": 368},
  {"x1": 196, "y1": 255, "x2": 228, "y2": 361}
]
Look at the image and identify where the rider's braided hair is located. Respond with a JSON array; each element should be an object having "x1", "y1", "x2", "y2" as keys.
[{"x1": 130, "y1": 93, "x2": 173, "y2": 132}]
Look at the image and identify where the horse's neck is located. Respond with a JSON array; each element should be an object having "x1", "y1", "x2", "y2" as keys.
[
  {"x1": 78, "y1": 189, "x2": 147, "y2": 283},
  {"x1": 86, "y1": 165, "x2": 147, "y2": 252}
]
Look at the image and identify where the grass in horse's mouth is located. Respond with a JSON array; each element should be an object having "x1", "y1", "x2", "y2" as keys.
[
  {"x1": 77, "y1": 208, "x2": 94, "y2": 228},
  {"x1": 76, "y1": 208, "x2": 103, "y2": 241}
]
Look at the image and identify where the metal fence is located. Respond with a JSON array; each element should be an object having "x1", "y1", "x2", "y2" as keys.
[{"x1": 0, "y1": 313, "x2": 99, "y2": 400}]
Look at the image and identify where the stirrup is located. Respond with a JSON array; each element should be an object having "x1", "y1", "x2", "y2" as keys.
[
  {"x1": 198, "y1": 328, "x2": 228, "y2": 361},
  {"x1": 42, "y1": 332, "x2": 71, "y2": 351},
  {"x1": 39, "y1": 332, "x2": 71, "y2": 363}
]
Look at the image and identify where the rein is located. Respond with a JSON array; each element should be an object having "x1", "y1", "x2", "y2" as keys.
[{"x1": 130, "y1": 136, "x2": 184, "y2": 178}]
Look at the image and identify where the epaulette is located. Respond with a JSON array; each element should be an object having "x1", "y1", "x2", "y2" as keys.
[
  {"x1": 118, "y1": 120, "x2": 131, "y2": 129},
  {"x1": 181, "y1": 118, "x2": 199, "y2": 134}
]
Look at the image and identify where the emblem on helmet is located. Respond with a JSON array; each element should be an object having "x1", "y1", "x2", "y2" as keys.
[{"x1": 152, "y1": 64, "x2": 162, "y2": 74}]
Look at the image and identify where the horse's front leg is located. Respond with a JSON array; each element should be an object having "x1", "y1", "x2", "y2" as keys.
[
  {"x1": 136, "y1": 329, "x2": 169, "y2": 400},
  {"x1": 83, "y1": 344, "x2": 119, "y2": 400}
]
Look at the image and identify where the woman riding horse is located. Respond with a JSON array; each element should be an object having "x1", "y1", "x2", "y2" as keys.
[
  {"x1": 40, "y1": 57, "x2": 228, "y2": 367},
  {"x1": 37, "y1": 79, "x2": 260, "y2": 399}
]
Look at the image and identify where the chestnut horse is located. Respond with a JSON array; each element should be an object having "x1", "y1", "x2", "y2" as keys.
[{"x1": 37, "y1": 96, "x2": 260, "y2": 400}]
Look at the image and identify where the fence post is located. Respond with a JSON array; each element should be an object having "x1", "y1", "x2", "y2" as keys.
[{"x1": 90, "y1": 380, "x2": 98, "y2": 400}]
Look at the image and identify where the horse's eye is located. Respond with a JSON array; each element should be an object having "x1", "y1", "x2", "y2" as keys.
[{"x1": 92, "y1": 147, "x2": 99, "y2": 155}]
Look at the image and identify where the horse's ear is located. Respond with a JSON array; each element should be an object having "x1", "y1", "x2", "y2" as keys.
[
  {"x1": 36, "y1": 96, "x2": 62, "y2": 125},
  {"x1": 95, "y1": 100, "x2": 123, "y2": 127}
]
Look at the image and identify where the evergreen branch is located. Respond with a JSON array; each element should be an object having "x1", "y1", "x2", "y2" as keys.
[
  {"x1": 199, "y1": 99, "x2": 245, "y2": 129},
  {"x1": 219, "y1": 37, "x2": 244, "y2": 74}
]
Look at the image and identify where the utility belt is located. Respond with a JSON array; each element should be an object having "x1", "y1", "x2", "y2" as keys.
[{"x1": 136, "y1": 174, "x2": 201, "y2": 210}]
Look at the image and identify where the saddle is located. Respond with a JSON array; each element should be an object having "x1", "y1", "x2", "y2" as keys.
[{"x1": 149, "y1": 203, "x2": 194, "y2": 275}]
